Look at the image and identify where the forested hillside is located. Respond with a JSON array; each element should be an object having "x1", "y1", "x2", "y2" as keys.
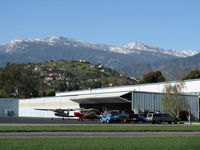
[{"x1": 0, "y1": 60, "x2": 137, "y2": 98}]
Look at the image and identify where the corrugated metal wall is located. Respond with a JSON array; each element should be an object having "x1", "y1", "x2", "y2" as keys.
[
  {"x1": 0, "y1": 98, "x2": 19, "y2": 116},
  {"x1": 132, "y1": 91, "x2": 199, "y2": 120},
  {"x1": 185, "y1": 95, "x2": 199, "y2": 121},
  {"x1": 132, "y1": 92, "x2": 162, "y2": 113}
]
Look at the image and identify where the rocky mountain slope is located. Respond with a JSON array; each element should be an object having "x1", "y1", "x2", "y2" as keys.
[{"x1": 125, "y1": 53, "x2": 200, "y2": 80}]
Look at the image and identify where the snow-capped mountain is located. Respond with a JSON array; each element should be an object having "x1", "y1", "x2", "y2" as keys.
[
  {"x1": 2, "y1": 36, "x2": 198, "y2": 57},
  {"x1": 123, "y1": 42, "x2": 198, "y2": 57},
  {"x1": 0, "y1": 36, "x2": 199, "y2": 80}
]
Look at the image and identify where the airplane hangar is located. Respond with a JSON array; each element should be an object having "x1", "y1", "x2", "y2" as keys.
[{"x1": 0, "y1": 79, "x2": 200, "y2": 120}]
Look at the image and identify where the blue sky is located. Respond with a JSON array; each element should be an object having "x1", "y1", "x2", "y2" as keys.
[{"x1": 0, "y1": 0, "x2": 200, "y2": 50}]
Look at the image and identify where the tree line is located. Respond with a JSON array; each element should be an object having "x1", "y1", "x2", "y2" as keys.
[
  {"x1": 0, "y1": 62, "x2": 136, "y2": 98},
  {"x1": 140, "y1": 69, "x2": 200, "y2": 83}
]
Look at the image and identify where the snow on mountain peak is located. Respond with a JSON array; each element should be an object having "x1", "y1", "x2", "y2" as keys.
[
  {"x1": 5, "y1": 39, "x2": 29, "y2": 54},
  {"x1": 122, "y1": 41, "x2": 199, "y2": 57},
  {"x1": 7, "y1": 39, "x2": 26, "y2": 47},
  {"x1": 2, "y1": 37, "x2": 199, "y2": 57},
  {"x1": 47, "y1": 36, "x2": 62, "y2": 40},
  {"x1": 123, "y1": 42, "x2": 147, "y2": 50},
  {"x1": 166, "y1": 49, "x2": 199, "y2": 58},
  {"x1": 123, "y1": 42, "x2": 163, "y2": 51},
  {"x1": 43, "y1": 36, "x2": 63, "y2": 45}
]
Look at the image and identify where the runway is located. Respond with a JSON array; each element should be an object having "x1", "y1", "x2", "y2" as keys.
[{"x1": 0, "y1": 132, "x2": 200, "y2": 138}]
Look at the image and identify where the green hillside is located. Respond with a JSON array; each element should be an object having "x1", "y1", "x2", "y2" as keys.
[{"x1": 0, "y1": 60, "x2": 137, "y2": 98}]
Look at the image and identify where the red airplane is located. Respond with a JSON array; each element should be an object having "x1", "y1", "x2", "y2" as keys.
[{"x1": 74, "y1": 108, "x2": 100, "y2": 121}]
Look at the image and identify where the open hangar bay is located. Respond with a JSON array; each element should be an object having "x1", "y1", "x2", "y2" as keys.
[{"x1": 0, "y1": 79, "x2": 199, "y2": 121}]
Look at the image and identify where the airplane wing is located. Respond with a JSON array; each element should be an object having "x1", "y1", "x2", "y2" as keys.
[
  {"x1": 34, "y1": 108, "x2": 79, "y2": 118},
  {"x1": 34, "y1": 108, "x2": 79, "y2": 111},
  {"x1": 80, "y1": 108, "x2": 100, "y2": 112},
  {"x1": 35, "y1": 108, "x2": 57, "y2": 111}
]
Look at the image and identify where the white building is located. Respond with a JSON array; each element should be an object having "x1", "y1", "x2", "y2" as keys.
[
  {"x1": 19, "y1": 96, "x2": 79, "y2": 118},
  {"x1": 17, "y1": 79, "x2": 200, "y2": 120}
]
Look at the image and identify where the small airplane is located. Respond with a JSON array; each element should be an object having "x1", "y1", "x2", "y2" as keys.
[
  {"x1": 34, "y1": 108, "x2": 100, "y2": 121},
  {"x1": 74, "y1": 108, "x2": 101, "y2": 121},
  {"x1": 34, "y1": 108, "x2": 77, "y2": 119}
]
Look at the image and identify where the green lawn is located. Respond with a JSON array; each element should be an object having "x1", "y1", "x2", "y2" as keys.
[
  {"x1": 0, "y1": 136, "x2": 199, "y2": 150},
  {"x1": 0, "y1": 125, "x2": 200, "y2": 132}
]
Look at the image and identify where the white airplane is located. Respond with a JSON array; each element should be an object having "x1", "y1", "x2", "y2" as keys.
[{"x1": 35, "y1": 108, "x2": 100, "y2": 120}]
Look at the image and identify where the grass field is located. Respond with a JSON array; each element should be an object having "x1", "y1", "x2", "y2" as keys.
[
  {"x1": 0, "y1": 136, "x2": 199, "y2": 150},
  {"x1": 0, "y1": 125, "x2": 200, "y2": 132}
]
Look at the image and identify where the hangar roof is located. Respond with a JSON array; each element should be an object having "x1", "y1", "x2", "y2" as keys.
[
  {"x1": 56, "y1": 79, "x2": 200, "y2": 97},
  {"x1": 70, "y1": 91, "x2": 131, "y2": 104}
]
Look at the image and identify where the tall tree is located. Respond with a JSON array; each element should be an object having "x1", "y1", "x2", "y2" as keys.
[
  {"x1": 141, "y1": 71, "x2": 165, "y2": 83},
  {"x1": 0, "y1": 63, "x2": 42, "y2": 98},
  {"x1": 162, "y1": 81, "x2": 187, "y2": 117},
  {"x1": 181, "y1": 69, "x2": 200, "y2": 80}
]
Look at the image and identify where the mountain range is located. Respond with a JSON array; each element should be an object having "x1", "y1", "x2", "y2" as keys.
[{"x1": 0, "y1": 36, "x2": 199, "y2": 80}]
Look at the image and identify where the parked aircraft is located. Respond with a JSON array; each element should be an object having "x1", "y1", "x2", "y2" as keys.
[
  {"x1": 34, "y1": 108, "x2": 76, "y2": 118},
  {"x1": 74, "y1": 108, "x2": 101, "y2": 121},
  {"x1": 35, "y1": 108, "x2": 100, "y2": 120}
]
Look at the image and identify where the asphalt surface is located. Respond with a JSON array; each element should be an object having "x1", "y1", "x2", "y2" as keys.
[
  {"x1": 0, "y1": 132, "x2": 200, "y2": 138},
  {"x1": 0, "y1": 117, "x2": 101, "y2": 125},
  {"x1": 0, "y1": 117, "x2": 187, "y2": 126},
  {"x1": 0, "y1": 117, "x2": 162, "y2": 125},
  {"x1": 0, "y1": 117, "x2": 199, "y2": 126}
]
